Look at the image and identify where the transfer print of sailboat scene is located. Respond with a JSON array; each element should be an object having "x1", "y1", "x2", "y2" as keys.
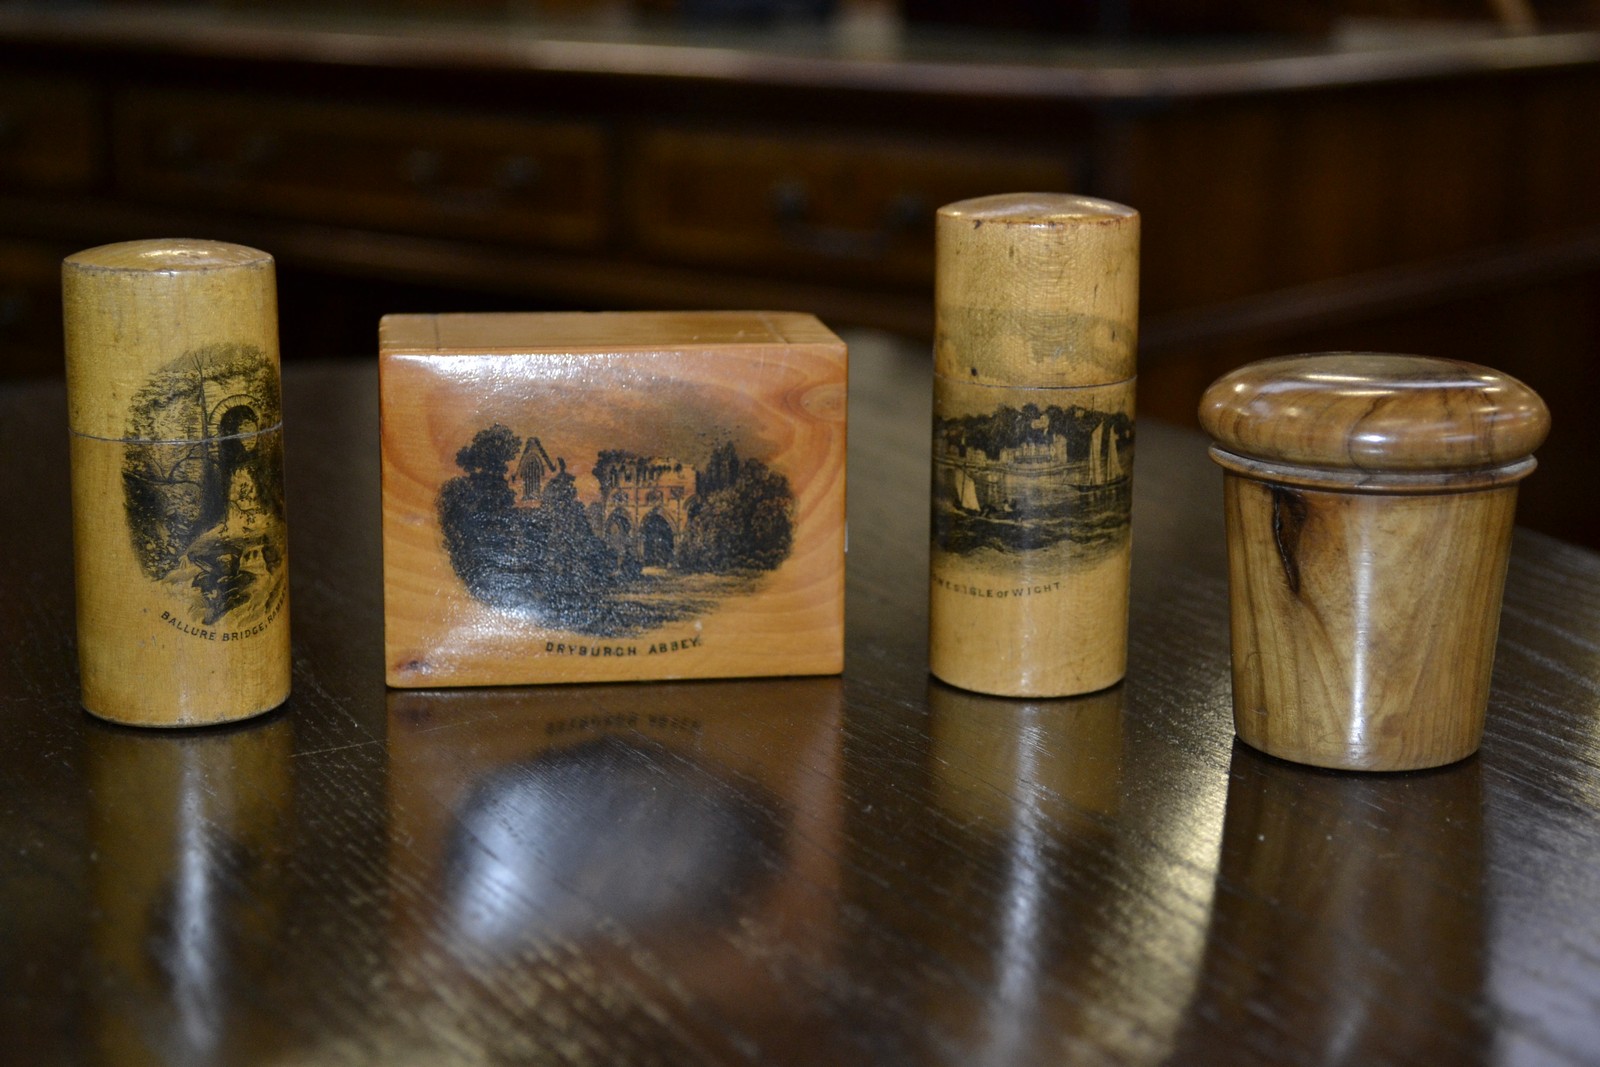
[{"x1": 932, "y1": 400, "x2": 1132, "y2": 562}]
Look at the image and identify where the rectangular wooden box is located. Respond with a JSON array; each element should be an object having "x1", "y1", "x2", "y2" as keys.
[{"x1": 380, "y1": 311, "x2": 847, "y2": 687}]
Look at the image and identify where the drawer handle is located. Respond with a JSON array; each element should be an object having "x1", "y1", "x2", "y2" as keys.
[
  {"x1": 770, "y1": 179, "x2": 926, "y2": 259},
  {"x1": 0, "y1": 288, "x2": 31, "y2": 329},
  {"x1": 240, "y1": 132, "x2": 281, "y2": 168},
  {"x1": 497, "y1": 155, "x2": 542, "y2": 192},
  {"x1": 403, "y1": 148, "x2": 443, "y2": 187},
  {"x1": 156, "y1": 125, "x2": 279, "y2": 178},
  {"x1": 402, "y1": 150, "x2": 542, "y2": 210},
  {"x1": 161, "y1": 124, "x2": 200, "y2": 165}
]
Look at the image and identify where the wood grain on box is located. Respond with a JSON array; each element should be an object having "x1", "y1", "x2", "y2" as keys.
[{"x1": 381, "y1": 310, "x2": 846, "y2": 687}]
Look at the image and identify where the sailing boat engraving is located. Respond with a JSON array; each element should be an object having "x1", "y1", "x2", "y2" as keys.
[
  {"x1": 932, "y1": 400, "x2": 1131, "y2": 561},
  {"x1": 1082, "y1": 419, "x2": 1124, "y2": 486}
]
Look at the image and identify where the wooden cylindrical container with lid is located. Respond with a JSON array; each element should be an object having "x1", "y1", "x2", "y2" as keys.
[
  {"x1": 1200, "y1": 353, "x2": 1549, "y2": 771},
  {"x1": 930, "y1": 193, "x2": 1139, "y2": 697},
  {"x1": 64, "y1": 239, "x2": 291, "y2": 727}
]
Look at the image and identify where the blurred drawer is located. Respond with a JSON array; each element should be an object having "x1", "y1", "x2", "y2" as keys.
[
  {"x1": 115, "y1": 91, "x2": 609, "y2": 249},
  {"x1": 0, "y1": 75, "x2": 99, "y2": 192},
  {"x1": 0, "y1": 237, "x2": 77, "y2": 378},
  {"x1": 628, "y1": 128, "x2": 1076, "y2": 284}
]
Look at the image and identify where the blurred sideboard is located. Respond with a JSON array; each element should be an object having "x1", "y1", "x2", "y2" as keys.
[{"x1": 2, "y1": 6, "x2": 1598, "y2": 545}]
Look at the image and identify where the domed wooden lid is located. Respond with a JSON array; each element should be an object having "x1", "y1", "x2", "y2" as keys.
[
  {"x1": 1200, "y1": 353, "x2": 1549, "y2": 474},
  {"x1": 935, "y1": 193, "x2": 1139, "y2": 388},
  {"x1": 63, "y1": 238, "x2": 278, "y2": 440}
]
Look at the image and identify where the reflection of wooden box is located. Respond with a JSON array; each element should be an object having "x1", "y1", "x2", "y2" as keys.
[
  {"x1": 380, "y1": 311, "x2": 847, "y2": 687},
  {"x1": 382, "y1": 680, "x2": 849, "y2": 1061}
]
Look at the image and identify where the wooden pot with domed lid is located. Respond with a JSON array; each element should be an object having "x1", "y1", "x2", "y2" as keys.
[{"x1": 1199, "y1": 353, "x2": 1549, "y2": 771}]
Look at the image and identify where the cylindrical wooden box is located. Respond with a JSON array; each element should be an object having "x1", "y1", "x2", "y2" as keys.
[
  {"x1": 63, "y1": 239, "x2": 291, "y2": 727},
  {"x1": 1200, "y1": 353, "x2": 1549, "y2": 771},
  {"x1": 929, "y1": 193, "x2": 1139, "y2": 697}
]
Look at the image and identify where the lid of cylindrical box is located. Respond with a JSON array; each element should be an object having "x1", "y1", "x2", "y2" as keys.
[
  {"x1": 1199, "y1": 353, "x2": 1549, "y2": 472},
  {"x1": 935, "y1": 193, "x2": 1138, "y2": 388},
  {"x1": 63, "y1": 239, "x2": 278, "y2": 441}
]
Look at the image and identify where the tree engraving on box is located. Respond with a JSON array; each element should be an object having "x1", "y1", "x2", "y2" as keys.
[
  {"x1": 932, "y1": 401, "x2": 1131, "y2": 564},
  {"x1": 438, "y1": 423, "x2": 794, "y2": 636},
  {"x1": 122, "y1": 343, "x2": 287, "y2": 626}
]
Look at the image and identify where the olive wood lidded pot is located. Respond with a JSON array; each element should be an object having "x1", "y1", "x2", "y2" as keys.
[
  {"x1": 1200, "y1": 353, "x2": 1549, "y2": 771},
  {"x1": 63, "y1": 239, "x2": 291, "y2": 727},
  {"x1": 930, "y1": 193, "x2": 1138, "y2": 697}
]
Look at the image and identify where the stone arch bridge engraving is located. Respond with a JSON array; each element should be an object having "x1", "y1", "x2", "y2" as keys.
[{"x1": 120, "y1": 343, "x2": 286, "y2": 626}]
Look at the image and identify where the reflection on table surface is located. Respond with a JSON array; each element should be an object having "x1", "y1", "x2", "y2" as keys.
[
  {"x1": 69, "y1": 674, "x2": 1235, "y2": 1066},
  {"x1": 70, "y1": 683, "x2": 1501, "y2": 1066},
  {"x1": 1177, "y1": 744, "x2": 1487, "y2": 1063},
  {"x1": 86, "y1": 714, "x2": 296, "y2": 1067},
  {"x1": 383, "y1": 680, "x2": 847, "y2": 1063}
]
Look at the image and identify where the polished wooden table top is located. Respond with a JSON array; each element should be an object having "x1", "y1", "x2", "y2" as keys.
[{"x1": 3, "y1": 337, "x2": 1599, "y2": 1065}]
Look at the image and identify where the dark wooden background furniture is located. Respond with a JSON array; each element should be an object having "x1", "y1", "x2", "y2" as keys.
[
  {"x1": 2, "y1": 4, "x2": 1600, "y2": 549},
  {"x1": 3, "y1": 340, "x2": 1599, "y2": 1064}
]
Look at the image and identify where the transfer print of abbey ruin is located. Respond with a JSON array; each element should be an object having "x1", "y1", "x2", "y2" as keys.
[
  {"x1": 933, "y1": 400, "x2": 1132, "y2": 565},
  {"x1": 438, "y1": 417, "x2": 795, "y2": 637},
  {"x1": 123, "y1": 343, "x2": 287, "y2": 626}
]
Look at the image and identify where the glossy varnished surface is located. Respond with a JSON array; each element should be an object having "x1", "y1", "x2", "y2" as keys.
[
  {"x1": 3, "y1": 339, "x2": 1600, "y2": 1063},
  {"x1": 1199, "y1": 352, "x2": 1550, "y2": 475},
  {"x1": 1222, "y1": 477, "x2": 1518, "y2": 771},
  {"x1": 1204, "y1": 352, "x2": 1545, "y2": 770}
]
